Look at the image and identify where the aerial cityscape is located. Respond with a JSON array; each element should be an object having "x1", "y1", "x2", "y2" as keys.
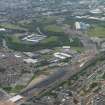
[{"x1": 0, "y1": 0, "x2": 105, "y2": 105}]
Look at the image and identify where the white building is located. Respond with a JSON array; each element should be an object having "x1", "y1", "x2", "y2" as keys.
[
  {"x1": 23, "y1": 58, "x2": 38, "y2": 64},
  {"x1": 62, "y1": 46, "x2": 70, "y2": 49},
  {"x1": 75, "y1": 22, "x2": 81, "y2": 30},
  {"x1": 0, "y1": 28, "x2": 6, "y2": 31},
  {"x1": 54, "y1": 52, "x2": 72, "y2": 60},
  {"x1": 9, "y1": 95, "x2": 23, "y2": 103}
]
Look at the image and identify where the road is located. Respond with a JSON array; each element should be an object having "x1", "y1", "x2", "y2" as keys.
[
  {"x1": 20, "y1": 54, "x2": 96, "y2": 99},
  {"x1": 19, "y1": 27, "x2": 98, "y2": 100},
  {"x1": 20, "y1": 69, "x2": 67, "y2": 98},
  {"x1": 64, "y1": 26, "x2": 97, "y2": 50}
]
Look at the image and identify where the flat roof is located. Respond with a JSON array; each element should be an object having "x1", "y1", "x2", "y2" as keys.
[{"x1": 9, "y1": 95, "x2": 23, "y2": 103}]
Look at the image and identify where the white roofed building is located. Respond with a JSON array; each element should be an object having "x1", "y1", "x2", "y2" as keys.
[{"x1": 75, "y1": 22, "x2": 81, "y2": 30}]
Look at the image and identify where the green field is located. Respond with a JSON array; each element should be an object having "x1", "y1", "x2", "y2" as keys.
[
  {"x1": 0, "y1": 23, "x2": 27, "y2": 31},
  {"x1": 71, "y1": 46, "x2": 84, "y2": 53},
  {"x1": 41, "y1": 36, "x2": 58, "y2": 44},
  {"x1": 10, "y1": 36, "x2": 21, "y2": 43},
  {"x1": 87, "y1": 26, "x2": 105, "y2": 37},
  {"x1": 1, "y1": 85, "x2": 24, "y2": 93},
  {"x1": 1, "y1": 15, "x2": 83, "y2": 51},
  {"x1": 44, "y1": 24, "x2": 64, "y2": 33},
  {"x1": 5, "y1": 34, "x2": 83, "y2": 51}
]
